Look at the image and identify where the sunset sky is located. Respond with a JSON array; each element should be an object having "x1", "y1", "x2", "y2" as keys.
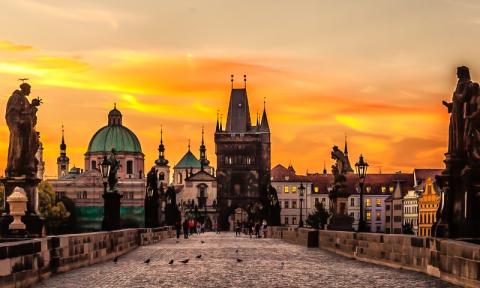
[{"x1": 0, "y1": 0, "x2": 479, "y2": 177}]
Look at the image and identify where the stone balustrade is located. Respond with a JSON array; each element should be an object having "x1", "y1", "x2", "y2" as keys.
[
  {"x1": 0, "y1": 227, "x2": 174, "y2": 288},
  {"x1": 267, "y1": 226, "x2": 480, "y2": 288}
]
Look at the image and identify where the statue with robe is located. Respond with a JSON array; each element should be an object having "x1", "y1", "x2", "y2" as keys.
[
  {"x1": 107, "y1": 149, "x2": 120, "y2": 192},
  {"x1": 5, "y1": 82, "x2": 42, "y2": 178},
  {"x1": 442, "y1": 66, "x2": 473, "y2": 157}
]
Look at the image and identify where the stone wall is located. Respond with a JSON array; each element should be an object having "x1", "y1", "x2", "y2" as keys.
[
  {"x1": 267, "y1": 227, "x2": 480, "y2": 288},
  {"x1": 0, "y1": 227, "x2": 174, "y2": 288}
]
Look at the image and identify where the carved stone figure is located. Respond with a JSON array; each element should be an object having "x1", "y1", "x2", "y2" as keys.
[
  {"x1": 442, "y1": 66, "x2": 472, "y2": 157},
  {"x1": 5, "y1": 82, "x2": 42, "y2": 177},
  {"x1": 465, "y1": 83, "x2": 480, "y2": 164},
  {"x1": 146, "y1": 167, "x2": 158, "y2": 195},
  {"x1": 107, "y1": 149, "x2": 120, "y2": 192},
  {"x1": 331, "y1": 145, "x2": 348, "y2": 175}
]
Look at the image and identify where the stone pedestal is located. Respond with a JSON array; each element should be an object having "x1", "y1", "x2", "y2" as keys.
[
  {"x1": 0, "y1": 177, "x2": 44, "y2": 238},
  {"x1": 434, "y1": 154, "x2": 480, "y2": 238},
  {"x1": 102, "y1": 192, "x2": 122, "y2": 231}
]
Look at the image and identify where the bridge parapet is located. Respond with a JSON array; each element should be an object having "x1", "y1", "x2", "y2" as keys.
[
  {"x1": 267, "y1": 226, "x2": 480, "y2": 288},
  {"x1": 0, "y1": 226, "x2": 174, "y2": 288}
]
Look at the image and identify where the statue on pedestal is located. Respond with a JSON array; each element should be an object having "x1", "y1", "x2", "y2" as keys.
[
  {"x1": 434, "y1": 66, "x2": 480, "y2": 238},
  {"x1": 1, "y1": 80, "x2": 44, "y2": 237}
]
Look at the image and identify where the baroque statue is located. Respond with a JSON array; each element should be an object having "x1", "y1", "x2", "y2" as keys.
[
  {"x1": 5, "y1": 81, "x2": 42, "y2": 178},
  {"x1": 107, "y1": 149, "x2": 120, "y2": 192}
]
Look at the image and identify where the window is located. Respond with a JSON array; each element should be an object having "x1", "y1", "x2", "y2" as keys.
[
  {"x1": 82, "y1": 191, "x2": 87, "y2": 199},
  {"x1": 284, "y1": 217, "x2": 289, "y2": 225},
  {"x1": 314, "y1": 187, "x2": 319, "y2": 193},
  {"x1": 126, "y1": 160, "x2": 133, "y2": 175},
  {"x1": 284, "y1": 201, "x2": 289, "y2": 209},
  {"x1": 394, "y1": 216, "x2": 402, "y2": 222},
  {"x1": 376, "y1": 199, "x2": 381, "y2": 207},
  {"x1": 159, "y1": 172, "x2": 165, "y2": 181},
  {"x1": 350, "y1": 198, "x2": 355, "y2": 207},
  {"x1": 284, "y1": 186, "x2": 289, "y2": 193},
  {"x1": 178, "y1": 173, "x2": 183, "y2": 184},
  {"x1": 315, "y1": 198, "x2": 320, "y2": 205},
  {"x1": 389, "y1": 186, "x2": 394, "y2": 192},
  {"x1": 292, "y1": 217, "x2": 297, "y2": 225},
  {"x1": 292, "y1": 200, "x2": 297, "y2": 209},
  {"x1": 291, "y1": 186, "x2": 297, "y2": 193},
  {"x1": 376, "y1": 211, "x2": 381, "y2": 221},
  {"x1": 77, "y1": 192, "x2": 82, "y2": 199},
  {"x1": 321, "y1": 198, "x2": 326, "y2": 203},
  {"x1": 394, "y1": 204, "x2": 402, "y2": 210},
  {"x1": 386, "y1": 216, "x2": 391, "y2": 222},
  {"x1": 366, "y1": 211, "x2": 372, "y2": 221},
  {"x1": 366, "y1": 198, "x2": 371, "y2": 207},
  {"x1": 366, "y1": 186, "x2": 371, "y2": 193},
  {"x1": 386, "y1": 205, "x2": 391, "y2": 210},
  {"x1": 381, "y1": 186, "x2": 386, "y2": 193},
  {"x1": 91, "y1": 160, "x2": 97, "y2": 170}
]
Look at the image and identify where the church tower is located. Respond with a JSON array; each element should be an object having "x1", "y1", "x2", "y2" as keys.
[
  {"x1": 154, "y1": 127, "x2": 170, "y2": 187},
  {"x1": 215, "y1": 75, "x2": 271, "y2": 230},
  {"x1": 57, "y1": 125, "x2": 70, "y2": 179},
  {"x1": 199, "y1": 126, "x2": 210, "y2": 171}
]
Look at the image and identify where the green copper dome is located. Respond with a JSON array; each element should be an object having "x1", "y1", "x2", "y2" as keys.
[{"x1": 87, "y1": 106, "x2": 142, "y2": 153}]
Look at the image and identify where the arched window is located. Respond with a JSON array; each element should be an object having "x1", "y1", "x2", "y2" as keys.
[
  {"x1": 91, "y1": 160, "x2": 97, "y2": 170},
  {"x1": 178, "y1": 173, "x2": 183, "y2": 184},
  {"x1": 159, "y1": 172, "x2": 165, "y2": 181},
  {"x1": 82, "y1": 191, "x2": 87, "y2": 199},
  {"x1": 126, "y1": 160, "x2": 133, "y2": 175}
]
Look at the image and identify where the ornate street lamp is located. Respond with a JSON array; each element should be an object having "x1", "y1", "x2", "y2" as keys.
[
  {"x1": 299, "y1": 183, "x2": 305, "y2": 228},
  {"x1": 100, "y1": 155, "x2": 111, "y2": 193},
  {"x1": 355, "y1": 154, "x2": 369, "y2": 232}
]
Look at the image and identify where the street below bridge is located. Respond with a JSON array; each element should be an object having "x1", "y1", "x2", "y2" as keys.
[{"x1": 35, "y1": 232, "x2": 455, "y2": 288}]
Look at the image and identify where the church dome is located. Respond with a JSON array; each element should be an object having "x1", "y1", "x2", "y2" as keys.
[{"x1": 86, "y1": 106, "x2": 142, "y2": 153}]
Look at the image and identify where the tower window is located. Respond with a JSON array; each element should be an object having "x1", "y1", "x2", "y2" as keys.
[
  {"x1": 126, "y1": 160, "x2": 133, "y2": 174},
  {"x1": 159, "y1": 172, "x2": 165, "y2": 181},
  {"x1": 91, "y1": 160, "x2": 97, "y2": 170}
]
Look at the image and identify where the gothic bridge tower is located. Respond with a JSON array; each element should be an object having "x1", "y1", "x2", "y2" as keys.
[{"x1": 215, "y1": 75, "x2": 271, "y2": 230}]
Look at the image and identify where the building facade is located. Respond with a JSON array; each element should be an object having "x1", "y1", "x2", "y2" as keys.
[
  {"x1": 418, "y1": 177, "x2": 440, "y2": 236},
  {"x1": 403, "y1": 189, "x2": 419, "y2": 235},
  {"x1": 215, "y1": 82, "x2": 271, "y2": 230},
  {"x1": 49, "y1": 106, "x2": 146, "y2": 231}
]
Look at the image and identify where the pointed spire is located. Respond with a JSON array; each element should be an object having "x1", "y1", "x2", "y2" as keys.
[
  {"x1": 323, "y1": 161, "x2": 327, "y2": 175},
  {"x1": 60, "y1": 124, "x2": 66, "y2": 150},
  {"x1": 156, "y1": 126, "x2": 168, "y2": 166},
  {"x1": 188, "y1": 139, "x2": 191, "y2": 151},
  {"x1": 219, "y1": 114, "x2": 223, "y2": 131},
  {"x1": 344, "y1": 133, "x2": 349, "y2": 155},
  {"x1": 199, "y1": 126, "x2": 209, "y2": 171},
  {"x1": 201, "y1": 126, "x2": 205, "y2": 145},
  {"x1": 216, "y1": 110, "x2": 220, "y2": 132},
  {"x1": 256, "y1": 111, "x2": 259, "y2": 126},
  {"x1": 260, "y1": 97, "x2": 270, "y2": 132},
  {"x1": 244, "y1": 74, "x2": 247, "y2": 88},
  {"x1": 231, "y1": 74, "x2": 234, "y2": 89}
]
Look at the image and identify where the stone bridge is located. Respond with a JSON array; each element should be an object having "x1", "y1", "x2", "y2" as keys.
[
  {"x1": 1, "y1": 227, "x2": 478, "y2": 287},
  {"x1": 36, "y1": 233, "x2": 453, "y2": 288}
]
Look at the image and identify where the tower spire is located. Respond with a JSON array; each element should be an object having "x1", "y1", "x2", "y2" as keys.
[
  {"x1": 155, "y1": 125, "x2": 169, "y2": 166},
  {"x1": 57, "y1": 124, "x2": 69, "y2": 178},
  {"x1": 244, "y1": 74, "x2": 247, "y2": 88},
  {"x1": 216, "y1": 110, "x2": 220, "y2": 132},
  {"x1": 344, "y1": 132, "x2": 348, "y2": 155},
  {"x1": 188, "y1": 139, "x2": 191, "y2": 151},
  {"x1": 323, "y1": 161, "x2": 327, "y2": 175},
  {"x1": 199, "y1": 126, "x2": 209, "y2": 171},
  {"x1": 231, "y1": 74, "x2": 234, "y2": 89},
  {"x1": 260, "y1": 97, "x2": 270, "y2": 132}
]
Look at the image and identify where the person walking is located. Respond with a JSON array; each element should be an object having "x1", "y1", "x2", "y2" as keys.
[
  {"x1": 183, "y1": 219, "x2": 189, "y2": 239},
  {"x1": 175, "y1": 219, "x2": 181, "y2": 239},
  {"x1": 235, "y1": 220, "x2": 241, "y2": 236},
  {"x1": 248, "y1": 222, "x2": 253, "y2": 238},
  {"x1": 262, "y1": 219, "x2": 268, "y2": 238},
  {"x1": 196, "y1": 222, "x2": 201, "y2": 235},
  {"x1": 255, "y1": 222, "x2": 261, "y2": 238}
]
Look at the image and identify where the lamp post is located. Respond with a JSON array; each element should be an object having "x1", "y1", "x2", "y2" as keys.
[
  {"x1": 355, "y1": 154, "x2": 369, "y2": 232},
  {"x1": 299, "y1": 183, "x2": 305, "y2": 228},
  {"x1": 100, "y1": 153, "x2": 122, "y2": 231}
]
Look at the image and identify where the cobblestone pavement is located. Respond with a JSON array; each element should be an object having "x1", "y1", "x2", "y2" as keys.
[{"x1": 35, "y1": 232, "x2": 455, "y2": 288}]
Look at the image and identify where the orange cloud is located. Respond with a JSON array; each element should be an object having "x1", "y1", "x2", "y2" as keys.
[{"x1": 0, "y1": 40, "x2": 33, "y2": 52}]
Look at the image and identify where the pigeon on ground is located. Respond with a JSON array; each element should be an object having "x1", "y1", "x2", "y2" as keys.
[
  {"x1": 176, "y1": 240, "x2": 180, "y2": 244},
  {"x1": 201, "y1": 240, "x2": 205, "y2": 244},
  {"x1": 180, "y1": 259, "x2": 190, "y2": 264},
  {"x1": 235, "y1": 249, "x2": 238, "y2": 253},
  {"x1": 144, "y1": 258, "x2": 150, "y2": 264},
  {"x1": 236, "y1": 258, "x2": 243, "y2": 262},
  {"x1": 281, "y1": 262, "x2": 284, "y2": 269},
  {"x1": 113, "y1": 256, "x2": 119, "y2": 263},
  {"x1": 196, "y1": 254, "x2": 202, "y2": 259},
  {"x1": 168, "y1": 259, "x2": 174, "y2": 265}
]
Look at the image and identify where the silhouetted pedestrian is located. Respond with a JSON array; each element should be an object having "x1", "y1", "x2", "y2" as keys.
[{"x1": 183, "y1": 219, "x2": 189, "y2": 239}]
